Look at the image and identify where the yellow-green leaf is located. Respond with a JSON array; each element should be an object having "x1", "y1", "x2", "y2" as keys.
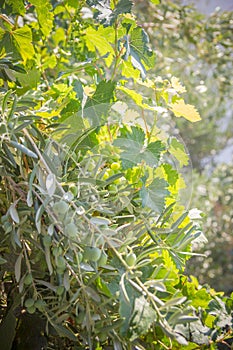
[
  {"x1": 169, "y1": 99, "x2": 201, "y2": 122},
  {"x1": 85, "y1": 26, "x2": 114, "y2": 67},
  {"x1": 12, "y1": 26, "x2": 35, "y2": 62},
  {"x1": 171, "y1": 77, "x2": 186, "y2": 94}
]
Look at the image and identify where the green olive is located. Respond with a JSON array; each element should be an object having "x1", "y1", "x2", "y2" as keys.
[
  {"x1": 35, "y1": 299, "x2": 46, "y2": 311},
  {"x1": 65, "y1": 222, "x2": 78, "y2": 238},
  {"x1": 43, "y1": 235, "x2": 52, "y2": 247},
  {"x1": 56, "y1": 256, "x2": 66, "y2": 269},
  {"x1": 52, "y1": 246, "x2": 63, "y2": 257},
  {"x1": 53, "y1": 200, "x2": 69, "y2": 215},
  {"x1": 97, "y1": 252, "x2": 108, "y2": 267},
  {"x1": 25, "y1": 298, "x2": 35, "y2": 308},
  {"x1": 27, "y1": 305, "x2": 36, "y2": 314},
  {"x1": 69, "y1": 184, "x2": 78, "y2": 197},
  {"x1": 56, "y1": 285, "x2": 65, "y2": 295},
  {"x1": 83, "y1": 247, "x2": 101, "y2": 262},
  {"x1": 24, "y1": 274, "x2": 33, "y2": 285},
  {"x1": 126, "y1": 253, "x2": 137, "y2": 267}
]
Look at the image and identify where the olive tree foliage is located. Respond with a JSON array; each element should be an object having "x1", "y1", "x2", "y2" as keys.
[{"x1": 0, "y1": 1, "x2": 232, "y2": 349}]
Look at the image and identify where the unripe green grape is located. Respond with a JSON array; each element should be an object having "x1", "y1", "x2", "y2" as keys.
[{"x1": 126, "y1": 253, "x2": 137, "y2": 267}]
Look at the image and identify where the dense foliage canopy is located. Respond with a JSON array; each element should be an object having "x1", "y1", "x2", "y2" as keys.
[{"x1": 0, "y1": 0, "x2": 232, "y2": 349}]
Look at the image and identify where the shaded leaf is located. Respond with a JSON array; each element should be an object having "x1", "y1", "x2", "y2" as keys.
[
  {"x1": 15, "y1": 253, "x2": 23, "y2": 282},
  {"x1": 46, "y1": 173, "x2": 56, "y2": 196},
  {"x1": 9, "y1": 203, "x2": 20, "y2": 224},
  {"x1": 129, "y1": 296, "x2": 157, "y2": 341},
  {"x1": 9, "y1": 140, "x2": 38, "y2": 159},
  {"x1": 140, "y1": 178, "x2": 170, "y2": 213}
]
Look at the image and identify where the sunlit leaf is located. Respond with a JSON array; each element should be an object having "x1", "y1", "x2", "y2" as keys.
[{"x1": 170, "y1": 99, "x2": 201, "y2": 122}]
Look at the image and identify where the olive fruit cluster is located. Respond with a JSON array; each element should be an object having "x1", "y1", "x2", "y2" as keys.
[
  {"x1": 83, "y1": 246, "x2": 107, "y2": 267},
  {"x1": 24, "y1": 298, "x2": 46, "y2": 314}
]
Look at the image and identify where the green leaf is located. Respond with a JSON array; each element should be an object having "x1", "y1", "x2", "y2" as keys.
[
  {"x1": 129, "y1": 296, "x2": 157, "y2": 341},
  {"x1": 169, "y1": 137, "x2": 189, "y2": 167},
  {"x1": 118, "y1": 86, "x2": 153, "y2": 109},
  {"x1": 87, "y1": 0, "x2": 133, "y2": 26},
  {"x1": 85, "y1": 26, "x2": 115, "y2": 66},
  {"x1": 11, "y1": 26, "x2": 35, "y2": 62},
  {"x1": 9, "y1": 141, "x2": 38, "y2": 159},
  {"x1": 140, "y1": 178, "x2": 170, "y2": 213},
  {"x1": 0, "y1": 257, "x2": 7, "y2": 264},
  {"x1": 15, "y1": 253, "x2": 23, "y2": 283},
  {"x1": 84, "y1": 80, "x2": 116, "y2": 125},
  {"x1": 9, "y1": 203, "x2": 20, "y2": 224},
  {"x1": 162, "y1": 163, "x2": 179, "y2": 186},
  {"x1": 15, "y1": 68, "x2": 40, "y2": 90},
  {"x1": 125, "y1": 27, "x2": 155, "y2": 78},
  {"x1": 46, "y1": 173, "x2": 56, "y2": 196},
  {"x1": 114, "y1": 126, "x2": 164, "y2": 168},
  {"x1": 30, "y1": 0, "x2": 54, "y2": 37},
  {"x1": 7, "y1": 0, "x2": 26, "y2": 15}
]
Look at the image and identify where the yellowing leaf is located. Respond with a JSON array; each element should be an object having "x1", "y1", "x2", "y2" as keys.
[
  {"x1": 169, "y1": 99, "x2": 201, "y2": 123},
  {"x1": 118, "y1": 86, "x2": 154, "y2": 110},
  {"x1": 171, "y1": 77, "x2": 186, "y2": 93}
]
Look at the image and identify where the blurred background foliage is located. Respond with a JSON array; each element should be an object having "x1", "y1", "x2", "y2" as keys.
[{"x1": 134, "y1": 0, "x2": 233, "y2": 294}]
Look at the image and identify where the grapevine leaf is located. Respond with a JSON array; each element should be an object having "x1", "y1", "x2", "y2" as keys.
[
  {"x1": 85, "y1": 26, "x2": 114, "y2": 66},
  {"x1": 171, "y1": 77, "x2": 186, "y2": 94},
  {"x1": 114, "y1": 128, "x2": 164, "y2": 168},
  {"x1": 129, "y1": 296, "x2": 157, "y2": 341},
  {"x1": 169, "y1": 137, "x2": 189, "y2": 167},
  {"x1": 125, "y1": 27, "x2": 155, "y2": 78},
  {"x1": 87, "y1": 0, "x2": 133, "y2": 26},
  {"x1": 7, "y1": 0, "x2": 26, "y2": 15},
  {"x1": 30, "y1": 0, "x2": 54, "y2": 37},
  {"x1": 118, "y1": 86, "x2": 153, "y2": 109},
  {"x1": 169, "y1": 99, "x2": 201, "y2": 122},
  {"x1": 162, "y1": 163, "x2": 179, "y2": 186},
  {"x1": 140, "y1": 178, "x2": 170, "y2": 213},
  {"x1": 84, "y1": 80, "x2": 116, "y2": 125},
  {"x1": 11, "y1": 26, "x2": 35, "y2": 62}
]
